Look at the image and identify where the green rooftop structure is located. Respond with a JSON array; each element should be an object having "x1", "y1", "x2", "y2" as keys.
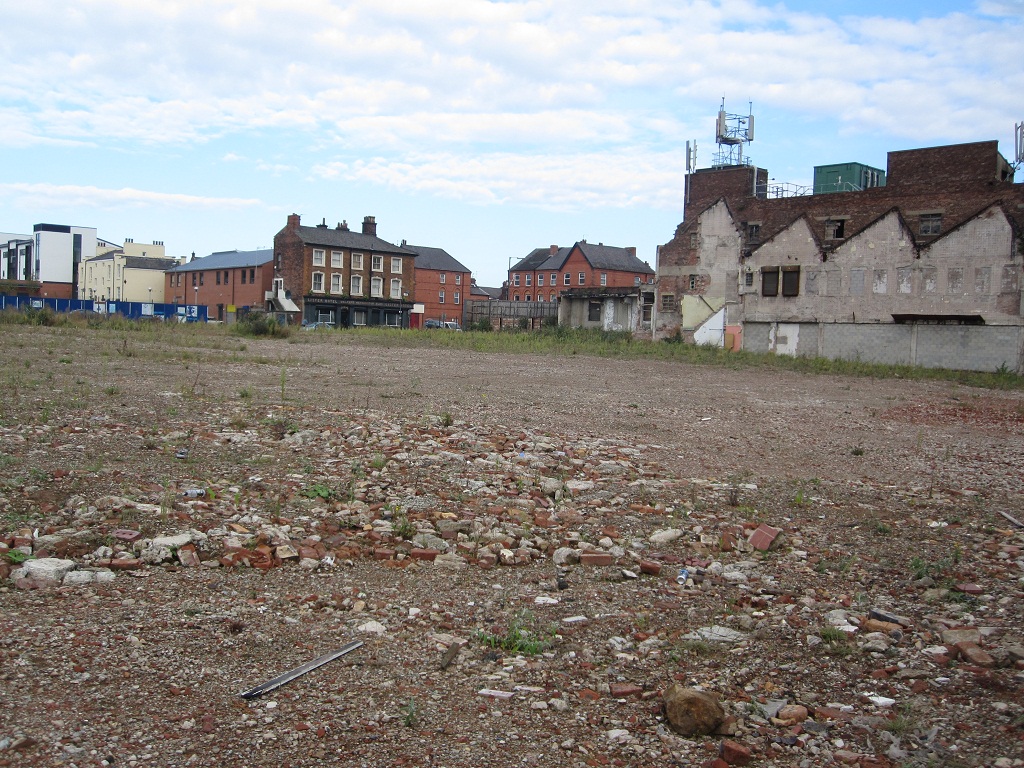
[{"x1": 813, "y1": 162, "x2": 886, "y2": 194}]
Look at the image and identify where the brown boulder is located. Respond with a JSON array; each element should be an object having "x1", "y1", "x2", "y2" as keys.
[{"x1": 663, "y1": 684, "x2": 725, "y2": 736}]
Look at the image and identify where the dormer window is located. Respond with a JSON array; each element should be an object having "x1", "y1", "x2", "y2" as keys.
[{"x1": 920, "y1": 213, "x2": 942, "y2": 236}]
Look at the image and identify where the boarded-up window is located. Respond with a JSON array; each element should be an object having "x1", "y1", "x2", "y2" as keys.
[
  {"x1": 850, "y1": 268, "x2": 865, "y2": 295},
  {"x1": 782, "y1": 267, "x2": 800, "y2": 297},
  {"x1": 588, "y1": 301, "x2": 601, "y2": 322},
  {"x1": 761, "y1": 267, "x2": 780, "y2": 297},
  {"x1": 805, "y1": 270, "x2": 819, "y2": 295},
  {"x1": 827, "y1": 271, "x2": 841, "y2": 295},
  {"x1": 873, "y1": 269, "x2": 888, "y2": 294},
  {"x1": 974, "y1": 267, "x2": 990, "y2": 295},
  {"x1": 660, "y1": 293, "x2": 676, "y2": 311},
  {"x1": 1002, "y1": 265, "x2": 1019, "y2": 293},
  {"x1": 948, "y1": 268, "x2": 964, "y2": 293},
  {"x1": 897, "y1": 267, "x2": 912, "y2": 294},
  {"x1": 923, "y1": 267, "x2": 937, "y2": 293}
]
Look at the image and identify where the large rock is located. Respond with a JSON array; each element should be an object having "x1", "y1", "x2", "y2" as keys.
[
  {"x1": 649, "y1": 529, "x2": 684, "y2": 545},
  {"x1": 663, "y1": 685, "x2": 725, "y2": 736},
  {"x1": 15, "y1": 557, "x2": 77, "y2": 585}
]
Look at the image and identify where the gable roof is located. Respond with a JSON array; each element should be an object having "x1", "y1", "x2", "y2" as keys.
[
  {"x1": 511, "y1": 247, "x2": 566, "y2": 272},
  {"x1": 576, "y1": 241, "x2": 653, "y2": 273},
  {"x1": 125, "y1": 256, "x2": 181, "y2": 271},
  {"x1": 471, "y1": 284, "x2": 501, "y2": 299},
  {"x1": 295, "y1": 225, "x2": 414, "y2": 256},
  {"x1": 403, "y1": 244, "x2": 470, "y2": 272},
  {"x1": 167, "y1": 249, "x2": 273, "y2": 273}
]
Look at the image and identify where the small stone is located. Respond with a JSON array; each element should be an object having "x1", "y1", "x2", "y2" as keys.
[
  {"x1": 777, "y1": 704, "x2": 808, "y2": 722},
  {"x1": 720, "y1": 739, "x2": 753, "y2": 766},
  {"x1": 357, "y1": 620, "x2": 387, "y2": 635},
  {"x1": 956, "y1": 642, "x2": 995, "y2": 667},
  {"x1": 649, "y1": 529, "x2": 684, "y2": 545}
]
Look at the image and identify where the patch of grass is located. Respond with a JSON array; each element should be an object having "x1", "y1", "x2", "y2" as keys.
[
  {"x1": 818, "y1": 625, "x2": 854, "y2": 656},
  {"x1": 850, "y1": 445, "x2": 865, "y2": 456},
  {"x1": 475, "y1": 610, "x2": 554, "y2": 656},
  {"x1": 883, "y1": 703, "x2": 917, "y2": 736},
  {"x1": 238, "y1": 386, "x2": 253, "y2": 399},
  {"x1": 873, "y1": 521, "x2": 892, "y2": 535},
  {"x1": 440, "y1": 412, "x2": 453, "y2": 428}
]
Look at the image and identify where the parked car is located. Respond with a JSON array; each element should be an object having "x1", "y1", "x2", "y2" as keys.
[
  {"x1": 424, "y1": 319, "x2": 442, "y2": 329},
  {"x1": 442, "y1": 321, "x2": 462, "y2": 331},
  {"x1": 424, "y1": 319, "x2": 461, "y2": 330}
]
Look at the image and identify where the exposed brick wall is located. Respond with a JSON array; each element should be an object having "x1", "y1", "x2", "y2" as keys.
[
  {"x1": 274, "y1": 214, "x2": 306, "y2": 308},
  {"x1": 416, "y1": 268, "x2": 471, "y2": 325}
]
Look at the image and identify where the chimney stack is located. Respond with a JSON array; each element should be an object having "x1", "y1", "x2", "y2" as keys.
[
  {"x1": 549, "y1": 244, "x2": 558, "y2": 255},
  {"x1": 626, "y1": 246, "x2": 637, "y2": 257},
  {"x1": 287, "y1": 213, "x2": 301, "y2": 229},
  {"x1": 362, "y1": 216, "x2": 377, "y2": 236}
]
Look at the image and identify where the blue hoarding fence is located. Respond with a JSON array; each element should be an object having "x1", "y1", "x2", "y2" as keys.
[{"x1": 0, "y1": 295, "x2": 209, "y2": 322}]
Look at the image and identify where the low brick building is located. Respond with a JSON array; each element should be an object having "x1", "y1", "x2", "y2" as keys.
[
  {"x1": 273, "y1": 214, "x2": 416, "y2": 328},
  {"x1": 509, "y1": 241, "x2": 654, "y2": 304},
  {"x1": 656, "y1": 140, "x2": 1024, "y2": 369},
  {"x1": 165, "y1": 249, "x2": 274, "y2": 321},
  {"x1": 401, "y1": 243, "x2": 471, "y2": 328}
]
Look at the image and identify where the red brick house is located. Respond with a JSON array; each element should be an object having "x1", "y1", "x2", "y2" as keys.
[
  {"x1": 508, "y1": 241, "x2": 654, "y2": 303},
  {"x1": 401, "y1": 243, "x2": 472, "y2": 328},
  {"x1": 272, "y1": 214, "x2": 416, "y2": 328},
  {"x1": 165, "y1": 248, "x2": 274, "y2": 321}
]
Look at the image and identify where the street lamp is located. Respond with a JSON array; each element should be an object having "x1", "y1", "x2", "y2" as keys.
[{"x1": 148, "y1": 286, "x2": 152, "y2": 304}]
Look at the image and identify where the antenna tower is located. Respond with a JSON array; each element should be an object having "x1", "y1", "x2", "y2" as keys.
[
  {"x1": 1014, "y1": 121, "x2": 1024, "y2": 171},
  {"x1": 713, "y1": 98, "x2": 754, "y2": 168}
]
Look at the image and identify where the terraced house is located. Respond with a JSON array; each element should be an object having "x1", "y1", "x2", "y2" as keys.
[
  {"x1": 656, "y1": 140, "x2": 1024, "y2": 371},
  {"x1": 273, "y1": 214, "x2": 416, "y2": 328},
  {"x1": 508, "y1": 241, "x2": 654, "y2": 303}
]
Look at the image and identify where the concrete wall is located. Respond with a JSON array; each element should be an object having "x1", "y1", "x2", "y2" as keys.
[{"x1": 745, "y1": 321, "x2": 1023, "y2": 373}]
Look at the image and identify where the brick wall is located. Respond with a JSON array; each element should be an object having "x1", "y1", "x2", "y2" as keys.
[{"x1": 416, "y1": 268, "x2": 470, "y2": 325}]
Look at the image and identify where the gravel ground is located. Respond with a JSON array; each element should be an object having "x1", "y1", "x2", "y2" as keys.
[{"x1": 1, "y1": 325, "x2": 1022, "y2": 768}]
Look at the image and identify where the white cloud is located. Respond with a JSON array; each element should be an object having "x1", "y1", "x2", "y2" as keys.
[
  {"x1": 0, "y1": 183, "x2": 263, "y2": 210},
  {"x1": 312, "y1": 150, "x2": 684, "y2": 210}
]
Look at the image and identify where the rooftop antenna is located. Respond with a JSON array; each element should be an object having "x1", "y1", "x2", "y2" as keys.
[
  {"x1": 684, "y1": 140, "x2": 697, "y2": 208},
  {"x1": 713, "y1": 98, "x2": 754, "y2": 168},
  {"x1": 1014, "y1": 121, "x2": 1024, "y2": 172}
]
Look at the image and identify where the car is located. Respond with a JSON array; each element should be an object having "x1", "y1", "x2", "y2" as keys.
[
  {"x1": 424, "y1": 319, "x2": 442, "y2": 329},
  {"x1": 442, "y1": 321, "x2": 462, "y2": 331}
]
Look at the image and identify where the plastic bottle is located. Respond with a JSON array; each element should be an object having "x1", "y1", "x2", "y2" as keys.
[{"x1": 181, "y1": 488, "x2": 206, "y2": 498}]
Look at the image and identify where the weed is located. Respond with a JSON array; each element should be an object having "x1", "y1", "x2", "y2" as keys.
[
  {"x1": 104, "y1": 384, "x2": 121, "y2": 396},
  {"x1": 873, "y1": 521, "x2": 892, "y2": 535},
  {"x1": 819, "y1": 626, "x2": 847, "y2": 643},
  {"x1": 475, "y1": 610, "x2": 553, "y2": 656},
  {"x1": 850, "y1": 445, "x2": 865, "y2": 456},
  {"x1": 301, "y1": 484, "x2": 335, "y2": 501},
  {"x1": 675, "y1": 639, "x2": 714, "y2": 657},
  {"x1": 401, "y1": 700, "x2": 419, "y2": 728},
  {"x1": 440, "y1": 412, "x2": 453, "y2": 428},
  {"x1": 392, "y1": 513, "x2": 416, "y2": 540},
  {"x1": 884, "y1": 702, "x2": 917, "y2": 736},
  {"x1": 369, "y1": 453, "x2": 387, "y2": 470},
  {"x1": 280, "y1": 367, "x2": 287, "y2": 401},
  {"x1": 238, "y1": 386, "x2": 253, "y2": 399},
  {"x1": 3, "y1": 549, "x2": 32, "y2": 564}
]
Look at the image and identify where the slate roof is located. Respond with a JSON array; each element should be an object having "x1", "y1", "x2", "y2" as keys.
[
  {"x1": 167, "y1": 249, "x2": 274, "y2": 273},
  {"x1": 402, "y1": 244, "x2": 470, "y2": 273},
  {"x1": 471, "y1": 284, "x2": 501, "y2": 299},
  {"x1": 517, "y1": 242, "x2": 653, "y2": 273},
  {"x1": 511, "y1": 248, "x2": 565, "y2": 272},
  {"x1": 125, "y1": 256, "x2": 180, "y2": 271},
  {"x1": 295, "y1": 226, "x2": 414, "y2": 256}
]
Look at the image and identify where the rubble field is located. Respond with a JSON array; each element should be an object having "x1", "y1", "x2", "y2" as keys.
[{"x1": 1, "y1": 325, "x2": 1022, "y2": 768}]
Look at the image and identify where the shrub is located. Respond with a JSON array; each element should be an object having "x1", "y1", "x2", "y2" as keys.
[{"x1": 233, "y1": 312, "x2": 291, "y2": 338}]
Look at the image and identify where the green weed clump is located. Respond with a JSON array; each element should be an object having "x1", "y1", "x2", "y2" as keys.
[
  {"x1": 475, "y1": 610, "x2": 554, "y2": 656},
  {"x1": 233, "y1": 312, "x2": 291, "y2": 338}
]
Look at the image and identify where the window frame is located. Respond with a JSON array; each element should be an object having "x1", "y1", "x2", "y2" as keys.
[
  {"x1": 351, "y1": 253, "x2": 364, "y2": 270},
  {"x1": 330, "y1": 273, "x2": 342, "y2": 294},
  {"x1": 578, "y1": 272, "x2": 585, "y2": 285},
  {"x1": 391, "y1": 257, "x2": 402, "y2": 274},
  {"x1": 453, "y1": 291, "x2": 460, "y2": 305},
  {"x1": 660, "y1": 293, "x2": 676, "y2": 311},
  {"x1": 440, "y1": 273, "x2": 446, "y2": 284},
  {"x1": 390, "y1": 278, "x2": 402, "y2": 299},
  {"x1": 920, "y1": 213, "x2": 942, "y2": 236},
  {"x1": 439, "y1": 290, "x2": 445, "y2": 304},
  {"x1": 761, "y1": 267, "x2": 780, "y2": 297},
  {"x1": 537, "y1": 274, "x2": 544, "y2": 286},
  {"x1": 312, "y1": 271, "x2": 325, "y2": 293},
  {"x1": 312, "y1": 249, "x2": 325, "y2": 267},
  {"x1": 781, "y1": 267, "x2": 800, "y2": 297},
  {"x1": 370, "y1": 276, "x2": 383, "y2": 297},
  {"x1": 371, "y1": 254, "x2": 383, "y2": 272},
  {"x1": 350, "y1": 274, "x2": 363, "y2": 295},
  {"x1": 563, "y1": 273, "x2": 571, "y2": 286},
  {"x1": 331, "y1": 251, "x2": 343, "y2": 268}
]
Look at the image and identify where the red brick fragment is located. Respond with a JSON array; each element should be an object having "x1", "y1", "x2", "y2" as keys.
[
  {"x1": 639, "y1": 560, "x2": 662, "y2": 576},
  {"x1": 747, "y1": 524, "x2": 782, "y2": 551},
  {"x1": 410, "y1": 548, "x2": 439, "y2": 561},
  {"x1": 580, "y1": 552, "x2": 613, "y2": 566},
  {"x1": 720, "y1": 739, "x2": 752, "y2": 766},
  {"x1": 609, "y1": 683, "x2": 643, "y2": 698}
]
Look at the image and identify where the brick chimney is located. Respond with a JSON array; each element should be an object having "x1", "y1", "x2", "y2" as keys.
[
  {"x1": 549, "y1": 244, "x2": 558, "y2": 255},
  {"x1": 287, "y1": 213, "x2": 301, "y2": 229},
  {"x1": 626, "y1": 247, "x2": 637, "y2": 257},
  {"x1": 362, "y1": 216, "x2": 377, "y2": 236}
]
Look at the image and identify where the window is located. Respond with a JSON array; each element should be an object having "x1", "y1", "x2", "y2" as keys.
[
  {"x1": 513, "y1": 294, "x2": 519, "y2": 302},
  {"x1": 216, "y1": 271, "x2": 221, "y2": 285},
  {"x1": 385, "y1": 312, "x2": 400, "y2": 327},
  {"x1": 761, "y1": 267, "x2": 780, "y2": 297},
  {"x1": 744, "y1": 271, "x2": 754, "y2": 287},
  {"x1": 513, "y1": 273, "x2": 520, "y2": 287},
  {"x1": 578, "y1": 272, "x2": 585, "y2": 285},
  {"x1": 371, "y1": 276, "x2": 383, "y2": 297},
  {"x1": 525, "y1": 274, "x2": 532, "y2": 286},
  {"x1": 549, "y1": 293, "x2": 555, "y2": 302},
  {"x1": 537, "y1": 294, "x2": 545, "y2": 302},
  {"x1": 352, "y1": 310, "x2": 366, "y2": 326},
  {"x1": 975, "y1": 266, "x2": 991, "y2": 295},
  {"x1": 372, "y1": 254, "x2": 383, "y2": 271},
  {"x1": 660, "y1": 293, "x2": 676, "y2": 311},
  {"x1": 440, "y1": 273, "x2": 446, "y2": 284},
  {"x1": 241, "y1": 270, "x2": 247, "y2": 285},
  {"x1": 391, "y1": 257, "x2": 402, "y2": 273},
  {"x1": 525, "y1": 294, "x2": 531, "y2": 302},
  {"x1": 312, "y1": 272, "x2": 324, "y2": 292},
  {"x1": 850, "y1": 268, "x2": 865, "y2": 295},
  {"x1": 331, "y1": 274, "x2": 342, "y2": 293},
  {"x1": 588, "y1": 301, "x2": 601, "y2": 322},
  {"x1": 551, "y1": 273, "x2": 557, "y2": 285},
  {"x1": 898, "y1": 267, "x2": 912, "y2": 294},
  {"x1": 199, "y1": 272, "x2": 204, "y2": 286},
  {"x1": 454, "y1": 291, "x2": 460, "y2": 304},
  {"x1": 825, "y1": 219, "x2": 845, "y2": 239},
  {"x1": 537, "y1": 274, "x2": 544, "y2": 286},
  {"x1": 873, "y1": 269, "x2": 888, "y2": 294},
  {"x1": 313, "y1": 249, "x2": 325, "y2": 266},
  {"x1": 250, "y1": 268, "x2": 255, "y2": 284},
  {"x1": 782, "y1": 267, "x2": 800, "y2": 297},
  {"x1": 192, "y1": 273, "x2": 197, "y2": 287},
  {"x1": 439, "y1": 290, "x2": 445, "y2": 303},
  {"x1": 747, "y1": 223, "x2": 761, "y2": 241},
  {"x1": 688, "y1": 274, "x2": 697, "y2": 291},
  {"x1": 350, "y1": 275, "x2": 363, "y2": 295},
  {"x1": 923, "y1": 267, "x2": 937, "y2": 293},
  {"x1": 390, "y1": 278, "x2": 402, "y2": 299},
  {"x1": 331, "y1": 251, "x2": 343, "y2": 268},
  {"x1": 455, "y1": 274, "x2": 461, "y2": 285},
  {"x1": 948, "y1": 268, "x2": 964, "y2": 293},
  {"x1": 351, "y1": 253, "x2": 364, "y2": 270},
  {"x1": 600, "y1": 273, "x2": 607, "y2": 286},
  {"x1": 920, "y1": 214, "x2": 942, "y2": 236},
  {"x1": 634, "y1": 276, "x2": 641, "y2": 285},
  {"x1": 564, "y1": 273, "x2": 571, "y2": 286}
]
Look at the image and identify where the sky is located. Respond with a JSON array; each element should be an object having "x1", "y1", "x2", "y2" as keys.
[{"x1": 1, "y1": 1, "x2": 1022, "y2": 288}]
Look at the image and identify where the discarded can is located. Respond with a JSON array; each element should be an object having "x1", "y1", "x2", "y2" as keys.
[
  {"x1": 676, "y1": 568, "x2": 690, "y2": 585},
  {"x1": 182, "y1": 488, "x2": 206, "y2": 498}
]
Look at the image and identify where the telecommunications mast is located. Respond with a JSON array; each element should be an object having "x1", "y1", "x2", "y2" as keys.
[{"x1": 713, "y1": 98, "x2": 754, "y2": 168}]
